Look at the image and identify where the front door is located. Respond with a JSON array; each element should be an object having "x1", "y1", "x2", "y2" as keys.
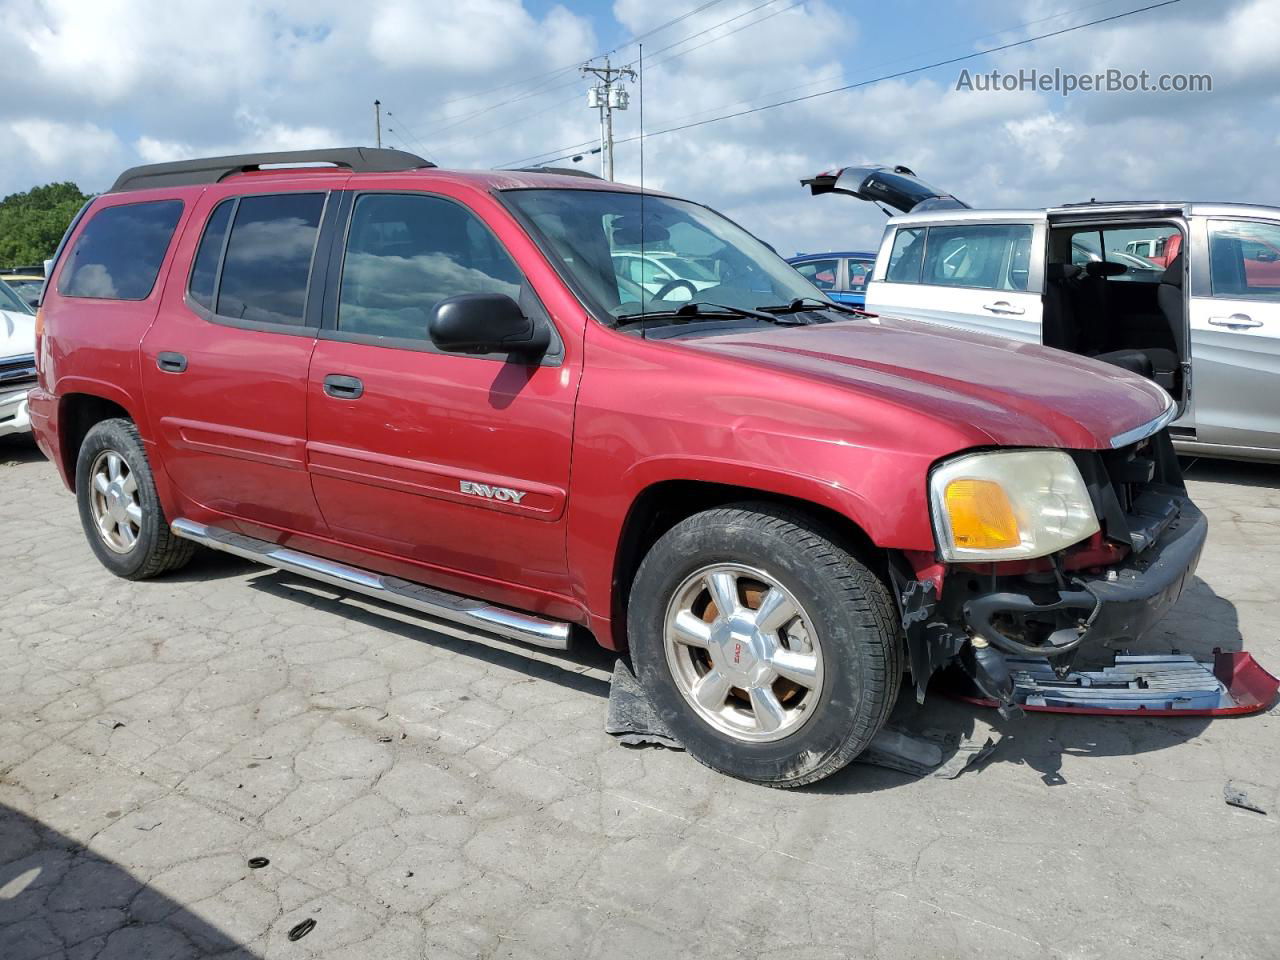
[
  {"x1": 1188, "y1": 217, "x2": 1280, "y2": 453},
  {"x1": 141, "y1": 183, "x2": 343, "y2": 536},
  {"x1": 305, "y1": 189, "x2": 581, "y2": 604}
]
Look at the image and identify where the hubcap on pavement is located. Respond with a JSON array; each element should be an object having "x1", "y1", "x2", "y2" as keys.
[
  {"x1": 663, "y1": 564, "x2": 824, "y2": 743},
  {"x1": 89, "y1": 450, "x2": 142, "y2": 554}
]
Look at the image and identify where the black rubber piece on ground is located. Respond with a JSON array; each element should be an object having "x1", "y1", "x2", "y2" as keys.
[
  {"x1": 75, "y1": 417, "x2": 195, "y2": 580},
  {"x1": 627, "y1": 501, "x2": 901, "y2": 788},
  {"x1": 287, "y1": 918, "x2": 316, "y2": 941}
]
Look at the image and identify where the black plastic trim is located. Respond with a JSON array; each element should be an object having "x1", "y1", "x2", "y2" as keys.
[{"x1": 110, "y1": 147, "x2": 434, "y2": 193}]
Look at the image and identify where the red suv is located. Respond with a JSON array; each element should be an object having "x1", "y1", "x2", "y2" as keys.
[{"x1": 31, "y1": 148, "x2": 1204, "y2": 787}]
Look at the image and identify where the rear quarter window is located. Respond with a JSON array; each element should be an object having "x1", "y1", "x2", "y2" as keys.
[{"x1": 57, "y1": 200, "x2": 183, "y2": 300}]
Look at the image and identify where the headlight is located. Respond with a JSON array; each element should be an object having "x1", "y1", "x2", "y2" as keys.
[{"x1": 929, "y1": 450, "x2": 1099, "y2": 562}]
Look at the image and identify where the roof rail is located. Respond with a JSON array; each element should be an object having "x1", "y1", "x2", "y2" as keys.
[
  {"x1": 110, "y1": 147, "x2": 435, "y2": 193},
  {"x1": 506, "y1": 166, "x2": 604, "y2": 180}
]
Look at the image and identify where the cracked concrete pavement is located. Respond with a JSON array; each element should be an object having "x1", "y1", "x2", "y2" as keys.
[{"x1": 2, "y1": 435, "x2": 1278, "y2": 959}]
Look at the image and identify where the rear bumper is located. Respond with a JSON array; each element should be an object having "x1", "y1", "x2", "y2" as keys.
[
  {"x1": 26, "y1": 387, "x2": 69, "y2": 484},
  {"x1": 964, "y1": 496, "x2": 1207, "y2": 657},
  {"x1": 0, "y1": 385, "x2": 33, "y2": 438}
]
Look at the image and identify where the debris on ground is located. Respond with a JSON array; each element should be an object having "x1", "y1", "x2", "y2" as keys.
[
  {"x1": 605, "y1": 660, "x2": 682, "y2": 749},
  {"x1": 1224, "y1": 781, "x2": 1268, "y2": 815},
  {"x1": 248, "y1": 857, "x2": 270, "y2": 869},
  {"x1": 287, "y1": 918, "x2": 316, "y2": 941},
  {"x1": 933, "y1": 734, "x2": 1000, "y2": 779},
  {"x1": 605, "y1": 661, "x2": 1003, "y2": 778}
]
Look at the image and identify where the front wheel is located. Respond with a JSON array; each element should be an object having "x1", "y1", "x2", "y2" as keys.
[{"x1": 628, "y1": 503, "x2": 901, "y2": 788}]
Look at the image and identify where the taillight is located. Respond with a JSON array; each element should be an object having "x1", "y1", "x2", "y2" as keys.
[{"x1": 34, "y1": 306, "x2": 45, "y2": 369}]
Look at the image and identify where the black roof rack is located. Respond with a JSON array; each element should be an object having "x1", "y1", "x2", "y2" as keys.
[
  {"x1": 110, "y1": 147, "x2": 435, "y2": 193},
  {"x1": 506, "y1": 166, "x2": 604, "y2": 180}
]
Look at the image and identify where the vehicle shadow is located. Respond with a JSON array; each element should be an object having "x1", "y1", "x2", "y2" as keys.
[
  {"x1": 1181, "y1": 456, "x2": 1280, "y2": 489},
  {"x1": 0, "y1": 434, "x2": 45, "y2": 465},
  {"x1": 165, "y1": 548, "x2": 1250, "y2": 796},
  {"x1": 242, "y1": 567, "x2": 616, "y2": 700},
  {"x1": 0, "y1": 803, "x2": 259, "y2": 959}
]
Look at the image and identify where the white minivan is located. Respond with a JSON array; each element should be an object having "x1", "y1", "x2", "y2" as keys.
[{"x1": 803, "y1": 165, "x2": 1280, "y2": 463}]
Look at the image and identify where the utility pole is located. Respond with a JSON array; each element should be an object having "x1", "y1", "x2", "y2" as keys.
[
  {"x1": 374, "y1": 100, "x2": 382, "y2": 149},
  {"x1": 581, "y1": 58, "x2": 635, "y2": 180}
]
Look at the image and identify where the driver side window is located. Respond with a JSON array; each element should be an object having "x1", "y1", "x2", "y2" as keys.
[{"x1": 337, "y1": 193, "x2": 524, "y2": 340}]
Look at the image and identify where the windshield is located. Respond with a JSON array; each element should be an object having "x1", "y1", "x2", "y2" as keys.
[
  {"x1": 504, "y1": 189, "x2": 831, "y2": 320},
  {"x1": 0, "y1": 279, "x2": 34, "y2": 315}
]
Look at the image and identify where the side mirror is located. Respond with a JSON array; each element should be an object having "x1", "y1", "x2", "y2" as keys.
[{"x1": 427, "y1": 293, "x2": 550, "y2": 357}]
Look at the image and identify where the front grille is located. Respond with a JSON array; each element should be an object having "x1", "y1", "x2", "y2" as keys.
[
  {"x1": 1081, "y1": 432, "x2": 1183, "y2": 553},
  {"x1": 0, "y1": 354, "x2": 36, "y2": 390}
]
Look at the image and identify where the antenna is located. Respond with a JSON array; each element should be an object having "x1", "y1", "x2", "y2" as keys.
[{"x1": 639, "y1": 43, "x2": 645, "y2": 320}]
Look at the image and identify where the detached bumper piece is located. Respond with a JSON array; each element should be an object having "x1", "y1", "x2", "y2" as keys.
[{"x1": 957, "y1": 651, "x2": 1278, "y2": 716}]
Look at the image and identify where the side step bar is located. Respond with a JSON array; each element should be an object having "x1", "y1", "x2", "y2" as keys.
[{"x1": 170, "y1": 518, "x2": 571, "y2": 650}]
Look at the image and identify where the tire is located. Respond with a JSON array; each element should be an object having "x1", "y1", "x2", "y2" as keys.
[
  {"x1": 75, "y1": 417, "x2": 195, "y2": 580},
  {"x1": 628, "y1": 502, "x2": 902, "y2": 788}
]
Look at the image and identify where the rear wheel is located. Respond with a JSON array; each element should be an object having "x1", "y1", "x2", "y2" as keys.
[
  {"x1": 75, "y1": 418, "x2": 195, "y2": 580},
  {"x1": 628, "y1": 503, "x2": 901, "y2": 788}
]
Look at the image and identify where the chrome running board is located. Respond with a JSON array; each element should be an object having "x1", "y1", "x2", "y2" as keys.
[{"x1": 170, "y1": 518, "x2": 571, "y2": 650}]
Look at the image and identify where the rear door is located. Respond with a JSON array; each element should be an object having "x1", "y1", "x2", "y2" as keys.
[
  {"x1": 304, "y1": 188, "x2": 581, "y2": 603},
  {"x1": 867, "y1": 219, "x2": 1044, "y2": 340},
  {"x1": 141, "y1": 179, "x2": 346, "y2": 537},
  {"x1": 1188, "y1": 216, "x2": 1280, "y2": 453}
]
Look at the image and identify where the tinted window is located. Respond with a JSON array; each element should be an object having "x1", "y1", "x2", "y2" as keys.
[
  {"x1": 58, "y1": 200, "x2": 182, "y2": 300},
  {"x1": 921, "y1": 223, "x2": 1033, "y2": 290},
  {"x1": 338, "y1": 194, "x2": 523, "y2": 340},
  {"x1": 188, "y1": 200, "x2": 234, "y2": 310},
  {"x1": 216, "y1": 193, "x2": 324, "y2": 325},
  {"x1": 845, "y1": 258, "x2": 873, "y2": 290},
  {"x1": 1066, "y1": 226, "x2": 1173, "y2": 283},
  {"x1": 1209, "y1": 220, "x2": 1280, "y2": 300},
  {"x1": 793, "y1": 259, "x2": 838, "y2": 290},
  {"x1": 885, "y1": 228, "x2": 924, "y2": 283}
]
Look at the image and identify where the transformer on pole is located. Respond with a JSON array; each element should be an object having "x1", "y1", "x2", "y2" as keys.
[{"x1": 581, "y1": 57, "x2": 635, "y2": 181}]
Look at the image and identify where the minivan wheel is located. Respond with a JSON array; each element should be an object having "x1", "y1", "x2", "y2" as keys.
[
  {"x1": 75, "y1": 418, "x2": 195, "y2": 580},
  {"x1": 628, "y1": 503, "x2": 901, "y2": 788}
]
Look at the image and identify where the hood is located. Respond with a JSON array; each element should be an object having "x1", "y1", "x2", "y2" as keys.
[
  {"x1": 0, "y1": 309, "x2": 35, "y2": 360},
  {"x1": 682, "y1": 316, "x2": 1171, "y2": 451}
]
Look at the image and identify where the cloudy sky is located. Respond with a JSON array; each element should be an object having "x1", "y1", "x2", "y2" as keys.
[{"x1": 1, "y1": 0, "x2": 1273, "y2": 255}]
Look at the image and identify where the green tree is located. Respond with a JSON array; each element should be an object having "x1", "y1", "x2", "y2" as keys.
[{"x1": 0, "y1": 182, "x2": 91, "y2": 267}]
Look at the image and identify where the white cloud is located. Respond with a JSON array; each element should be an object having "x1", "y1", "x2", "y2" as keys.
[{"x1": 0, "y1": 0, "x2": 1273, "y2": 261}]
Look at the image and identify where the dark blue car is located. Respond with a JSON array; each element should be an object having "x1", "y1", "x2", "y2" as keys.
[{"x1": 786, "y1": 251, "x2": 876, "y2": 307}]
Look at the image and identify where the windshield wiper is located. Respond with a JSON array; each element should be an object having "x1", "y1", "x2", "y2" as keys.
[
  {"x1": 614, "y1": 300, "x2": 797, "y2": 327},
  {"x1": 757, "y1": 297, "x2": 863, "y2": 317}
]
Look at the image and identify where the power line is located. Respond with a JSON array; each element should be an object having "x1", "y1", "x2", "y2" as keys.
[
  {"x1": 643, "y1": 0, "x2": 804, "y2": 71},
  {"x1": 638, "y1": 0, "x2": 1133, "y2": 134},
  {"x1": 430, "y1": 0, "x2": 785, "y2": 143},
  {"x1": 504, "y1": 0, "x2": 1183, "y2": 168},
  {"x1": 412, "y1": 0, "x2": 728, "y2": 127}
]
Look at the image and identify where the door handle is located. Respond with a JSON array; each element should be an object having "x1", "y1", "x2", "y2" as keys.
[
  {"x1": 982, "y1": 301, "x2": 1026, "y2": 315},
  {"x1": 323, "y1": 374, "x2": 364, "y2": 399},
  {"x1": 156, "y1": 352, "x2": 187, "y2": 373},
  {"x1": 1208, "y1": 314, "x2": 1262, "y2": 329}
]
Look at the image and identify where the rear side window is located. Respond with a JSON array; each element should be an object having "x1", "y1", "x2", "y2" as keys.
[
  {"x1": 58, "y1": 200, "x2": 183, "y2": 300},
  {"x1": 885, "y1": 228, "x2": 924, "y2": 283},
  {"x1": 337, "y1": 193, "x2": 523, "y2": 340},
  {"x1": 1208, "y1": 220, "x2": 1280, "y2": 300},
  {"x1": 216, "y1": 193, "x2": 325, "y2": 326},
  {"x1": 793, "y1": 259, "x2": 838, "y2": 290},
  {"x1": 188, "y1": 199, "x2": 234, "y2": 310}
]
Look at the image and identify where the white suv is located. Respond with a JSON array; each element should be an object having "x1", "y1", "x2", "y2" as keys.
[{"x1": 804, "y1": 165, "x2": 1280, "y2": 463}]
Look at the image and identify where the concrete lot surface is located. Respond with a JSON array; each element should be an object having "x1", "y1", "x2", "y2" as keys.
[{"x1": 2, "y1": 436, "x2": 1278, "y2": 960}]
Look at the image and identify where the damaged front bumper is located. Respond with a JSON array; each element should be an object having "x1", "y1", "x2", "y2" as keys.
[{"x1": 894, "y1": 493, "x2": 1209, "y2": 717}]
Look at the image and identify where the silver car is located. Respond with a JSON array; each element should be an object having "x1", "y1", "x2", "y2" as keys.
[{"x1": 804, "y1": 165, "x2": 1280, "y2": 463}]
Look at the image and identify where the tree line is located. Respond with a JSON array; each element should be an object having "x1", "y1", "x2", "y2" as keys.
[{"x1": 0, "y1": 183, "x2": 91, "y2": 267}]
